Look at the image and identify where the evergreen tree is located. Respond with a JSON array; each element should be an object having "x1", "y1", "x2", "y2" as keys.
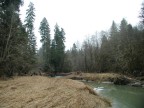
[
  {"x1": 71, "y1": 43, "x2": 78, "y2": 71},
  {"x1": 0, "y1": 0, "x2": 23, "y2": 62},
  {"x1": 39, "y1": 17, "x2": 51, "y2": 71},
  {"x1": 50, "y1": 39, "x2": 56, "y2": 72},
  {"x1": 140, "y1": 2, "x2": 144, "y2": 25},
  {"x1": 118, "y1": 18, "x2": 129, "y2": 72},
  {"x1": 109, "y1": 21, "x2": 120, "y2": 71},
  {"x1": 63, "y1": 50, "x2": 72, "y2": 72},
  {"x1": 0, "y1": 0, "x2": 31, "y2": 76},
  {"x1": 24, "y1": 2, "x2": 36, "y2": 64},
  {"x1": 110, "y1": 21, "x2": 118, "y2": 39},
  {"x1": 51, "y1": 24, "x2": 65, "y2": 73},
  {"x1": 99, "y1": 34, "x2": 110, "y2": 72}
]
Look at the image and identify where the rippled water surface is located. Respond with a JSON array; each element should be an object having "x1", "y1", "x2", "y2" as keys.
[{"x1": 85, "y1": 82, "x2": 144, "y2": 108}]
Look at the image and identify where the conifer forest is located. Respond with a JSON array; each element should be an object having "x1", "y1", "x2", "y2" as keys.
[{"x1": 0, "y1": 0, "x2": 144, "y2": 77}]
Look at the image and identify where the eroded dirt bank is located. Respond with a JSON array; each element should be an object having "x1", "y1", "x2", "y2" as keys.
[{"x1": 0, "y1": 76, "x2": 111, "y2": 108}]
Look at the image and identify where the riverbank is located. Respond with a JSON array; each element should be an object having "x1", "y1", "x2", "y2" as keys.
[
  {"x1": 64, "y1": 72, "x2": 140, "y2": 85},
  {"x1": 0, "y1": 76, "x2": 111, "y2": 108},
  {"x1": 85, "y1": 81, "x2": 144, "y2": 108}
]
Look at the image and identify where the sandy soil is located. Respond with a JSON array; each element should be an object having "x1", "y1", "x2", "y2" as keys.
[{"x1": 0, "y1": 76, "x2": 111, "y2": 108}]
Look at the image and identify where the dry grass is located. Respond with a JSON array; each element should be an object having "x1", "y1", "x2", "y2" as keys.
[
  {"x1": 0, "y1": 76, "x2": 111, "y2": 108},
  {"x1": 82, "y1": 73, "x2": 121, "y2": 82},
  {"x1": 65, "y1": 72, "x2": 131, "y2": 83}
]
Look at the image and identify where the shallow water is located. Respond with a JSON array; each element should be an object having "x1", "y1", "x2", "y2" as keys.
[{"x1": 85, "y1": 82, "x2": 144, "y2": 108}]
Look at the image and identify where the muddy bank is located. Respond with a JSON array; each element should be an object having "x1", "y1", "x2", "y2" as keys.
[{"x1": 0, "y1": 76, "x2": 111, "y2": 108}]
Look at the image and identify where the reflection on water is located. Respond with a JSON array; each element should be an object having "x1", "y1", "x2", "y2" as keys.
[{"x1": 85, "y1": 82, "x2": 144, "y2": 108}]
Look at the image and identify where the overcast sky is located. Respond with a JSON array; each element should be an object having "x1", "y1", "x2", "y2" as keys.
[{"x1": 20, "y1": 0, "x2": 143, "y2": 49}]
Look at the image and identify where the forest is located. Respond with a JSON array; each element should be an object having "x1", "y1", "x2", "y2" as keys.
[{"x1": 0, "y1": 0, "x2": 144, "y2": 77}]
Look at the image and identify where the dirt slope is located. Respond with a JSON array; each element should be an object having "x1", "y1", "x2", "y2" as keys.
[{"x1": 0, "y1": 76, "x2": 111, "y2": 108}]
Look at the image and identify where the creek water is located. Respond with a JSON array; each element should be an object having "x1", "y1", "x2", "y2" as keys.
[{"x1": 85, "y1": 82, "x2": 144, "y2": 108}]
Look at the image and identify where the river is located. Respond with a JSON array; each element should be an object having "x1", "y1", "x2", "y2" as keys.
[{"x1": 85, "y1": 81, "x2": 144, "y2": 108}]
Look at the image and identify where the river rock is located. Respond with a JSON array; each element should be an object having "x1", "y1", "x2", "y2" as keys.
[
  {"x1": 113, "y1": 77, "x2": 130, "y2": 85},
  {"x1": 131, "y1": 82, "x2": 142, "y2": 87}
]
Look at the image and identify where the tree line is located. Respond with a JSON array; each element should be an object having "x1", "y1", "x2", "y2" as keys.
[
  {"x1": 0, "y1": 1, "x2": 66, "y2": 76},
  {"x1": 67, "y1": 19, "x2": 144, "y2": 76},
  {"x1": 65, "y1": 2, "x2": 144, "y2": 76},
  {"x1": 0, "y1": 0, "x2": 144, "y2": 77}
]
